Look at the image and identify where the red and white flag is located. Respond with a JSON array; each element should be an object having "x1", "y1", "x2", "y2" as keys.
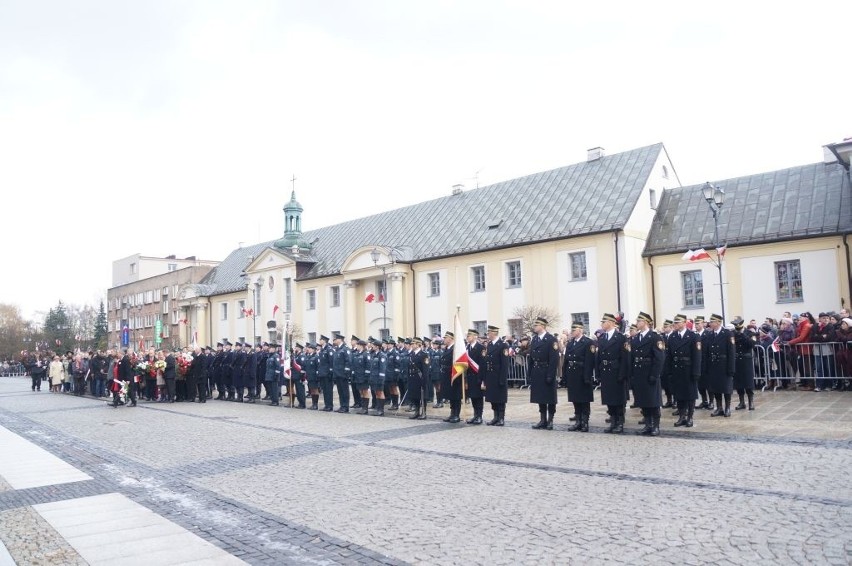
[
  {"x1": 771, "y1": 336, "x2": 781, "y2": 353},
  {"x1": 451, "y1": 313, "x2": 479, "y2": 382},
  {"x1": 364, "y1": 293, "x2": 375, "y2": 303},
  {"x1": 272, "y1": 304, "x2": 280, "y2": 317},
  {"x1": 282, "y1": 350, "x2": 292, "y2": 379},
  {"x1": 716, "y1": 245, "x2": 727, "y2": 257}
]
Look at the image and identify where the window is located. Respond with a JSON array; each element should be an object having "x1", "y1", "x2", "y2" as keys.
[
  {"x1": 473, "y1": 320, "x2": 487, "y2": 336},
  {"x1": 144, "y1": 290, "x2": 153, "y2": 304},
  {"x1": 238, "y1": 337, "x2": 245, "y2": 344},
  {"x1": 238, "y1": 300, "x2": 246, "y2": 318},
  {"x1": 428, "y1": 273, "x2": 440, "y2": 297},
  {"x1": 569, "y1": 252, "x2": 587, "y2": 281},
  {"x1": 171, "y1": 310, "x2": 179, "y2": 324},
  {"x1": 681, "y1": 270, "x2": 704, "y2": 308},
  {"x1": 268, "y1": 276, "x2": 274, "y2": 291},
  {"x1": 167, "y1": 263, "x2": 177, "y2": 272},
  {"x1": 130, "y1": 263, "x2": 137, "y2": 275},
  {"x1": 162, "y1": 286, "x2": 169, "y2": 296},
  {"x1": 571, "y1": 312, "x2": 590, "y2": 332},
  {"x1": 307, "y1": 332, "x2": 316, "y2": 344},
  {"x1": 153, "y1": 289, "x2": 161, "y2": 302},
  {"x1": 162, "y1": 299, "x2": 169, "y2": 314},
  {"x1": 306, "y1": 289, "x2": 316, "y2": 310},
  {"x1": 775, "y1": 260, "x2": 803, "y2": 302},
  {"x1": 376, "y1": 280, "x2": 387, "y2": 302},
  {"x1": 284, "y1": 278, "x2": 292, "y2": 312},
  {"x1": 380, "y1": 328, "x2": 390, "y2": 340},
  {"x1": 161, "y1": 323, "x2": 170, "y2": 338},
  {"x1": 662, "y1": 165, "x2": 669, "y2": 179},
  {"x1": 506, "y1": 261, "x2": 522, "y2": 288},
  {"x1": 220, "y1": 303, "x2": 228, "y2": 321},
  {"x1": 471, "y1": 266, "x2": 486, "y2": 292},
  {"x1": 428, "y1": 324, "x2": 442, "y2": 338},
  {"x1": 649, "y1": 188, "x2": 657, "y2": 209},
  {"x1": 330, "y1": 286, "x2": 340, "y2": 308}
]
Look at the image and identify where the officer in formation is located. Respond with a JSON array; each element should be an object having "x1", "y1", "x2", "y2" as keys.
[
  {"x1": 464, "y1": 329, "x2": 486, "y2": 424},
  {"x1": 666, "y1": 314, "x2": 702, "y2": 428},
  {"x1": 264, "y1": 343, "x2": 282, "y2": 405},
  {"x1": 483, "y1": 325, "x2": 510, "y2": 426},
  {"x1": 562, "y1": 322, "x2": 595, "y2": 432},
  {"x1": 429, "y1": 339, "x2": 444, "y2": 408},
  {"x1": 528, "y1": 318, "x2": 559, "y2": 430},
  {"x1": 406, "y1": 337, "x2": 430, "y2": 419},
  {"x1": 332, "y1": 334, "x2": 351, "y2": 413},
  {"x1": 705, "y1": 313, "x2": 736, "y2": 417},
  {"x1": 693, "y1": 315, "x2": 715, "y2": 411},
  {"x1": 731, "y1": 317, "x2": 757, "y2": 411},
  {"x1": 596, "y1": 313, "x2": 629, "y2": 433},
  {"x1": 317, "y1": 335, "x2": 334, "y2": 412},
  {"x1": 440, "y1": 332, "x2": 463, "y2": 423},
  {"x1": 629, "y1": 312, "x2": 666, "y2": 436}
]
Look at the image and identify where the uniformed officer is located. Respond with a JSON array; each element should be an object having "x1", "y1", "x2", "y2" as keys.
[
  {"x1": 243, "y1": 343, "x2": 258, "y2": 403},
  {"x1": 666, "y1": 314, "x2": 702, "y2": 427},
  {"x1": 528, "y1": 318, "x2": 559, "y2": 430},
  {"x1": 430, "y1": 339, "x2": 444, "y2": 408},
  {"x1": 563, "y1": 322, "x2": 596, "y2": 432},
  {"x1": 352, "y1": 340, "x2": 371, "y2": 414},
  {"x1": 395, "y1": 339, "x2": 411, "y2": 411},
  {"x1": 629, "y1": 312, "x2": 667, "y2": 436},
  {"x1": 597, "y1": 313, "x2": 629, "y2": 433},
  {"x1": 704, "y1": 313, "x2": 736, "y2": 417},
  {"x1": 440, "y1": 332, "x2": 463, "y2": 423},
  {"x1": 693, "y1": 316, "x2": 715, "y2": 411},
  {"x1": 464, "y1": 329, "x2": 486, "y2": 424},
  {"x1": 212, "y1": 342, "x2": 224, "y2": 399},
  {"x1": 483, "y1": 325, "x2": 510, "y2": 426},
  {"x1": 407, "y1": 337, "x2": 430, "y2": 419},
  {"x1": 255, "y1": 343, "x2": 268, "y2": 400},
  {"x1": 732, "y1": 317, "x2": 758, "y2": 411},
  {"x1": 230, "y1": 342, "x2": 245, "y2": 402},
  {"x1": 220, "y1": 340, "x2": 234, "y2": 400},
  {"x1": 315, "y1": 335, "x2": 334, "y2": 411},
  {"x1": 264, "y1": 343, "x2": 282, "y2": 406},
  {"x1": 384, "y1": 339, "x2": 399, "y2": 409},
  {"x1": 303, "y1": 344, "x2": 320, "y2": 409},
  {"x1": 332, "y1": 334, "x2": 351, "y2": 413},
  {"x1": 349, "y1": 335, "x2": 362, "y2": 408},
  {"x1": 368, "y1": 339, "x2": 388, "y2": 416}
]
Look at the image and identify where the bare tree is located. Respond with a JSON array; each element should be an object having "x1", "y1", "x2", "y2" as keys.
[{"x1": 510, "y1": 305, "x2": 561, "y2": 336}]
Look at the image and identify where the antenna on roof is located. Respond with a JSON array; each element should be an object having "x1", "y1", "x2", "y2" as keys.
[{"x1": 465, "y1": 169, "x2": 482, "y2": 189}]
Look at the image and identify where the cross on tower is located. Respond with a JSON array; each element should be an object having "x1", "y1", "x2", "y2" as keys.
[{"x1": 290, "y1": 174, "x2": 297, "y2": 192}]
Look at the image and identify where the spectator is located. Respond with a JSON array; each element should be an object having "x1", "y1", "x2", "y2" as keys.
[
  {"x1": 787, "y1": 312, "x2": 814, "y2": 390},
  {"x1": 811, "y1": 312, "x2": 836, "y2": 392},
  {"x1": 48, "y1": 355, "x2": 64, "y2": 393}
]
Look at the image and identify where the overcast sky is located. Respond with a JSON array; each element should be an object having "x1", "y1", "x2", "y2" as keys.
[{"x1": 1, "y1": 0, "x2": 849, "y2": 320}]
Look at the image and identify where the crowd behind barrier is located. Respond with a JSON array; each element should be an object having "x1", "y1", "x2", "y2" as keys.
[
  {"x1": 751, "y1": 342, "x2": 852, "y2": 392},
  {"x1": 1, "y1": 362, "x2": 25, "y2": 377}
]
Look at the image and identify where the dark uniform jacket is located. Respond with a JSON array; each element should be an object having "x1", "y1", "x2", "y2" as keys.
[
  {"x1": 666, "y1": 329, "x2": 702, "y2": 401},
  {"x1": 628, "y1": 331, "x2": 667, "y2": 408},
  {"x1": 429, "y1": 348, "x2": 443, "y2": 382},
  {"x1": 440, "y1": 346, "x2": 462, "y2": 401},
  {"x1": 484, "y1": 338, "x2": 510, "y2": 404},
  {"x1": 303, "y1": 352, "x2": 319, "y2": 385},
  {"x1": 596, "y1": 330, "x2": 629, "y2": 406},
  {"x1": 733, "y1": 329, "x2": 758, "y2": 390},
  {"x1": 244, "y1": 350, "x2": 257, "y2": 387},
  {"x1": 563, "y1": 335, "x2": 596, "y2": 404},
  {"x1": 465, "y1": 341, "x2": 485, "y2": 399},
  {"x1": 212, "y1": 350, "x2": 224, "y2": 382},
  {"x1": 385, "y1": 348, "x2": 398, "y2": 384},
  {"x1": 369, "y1": 350, "x2": 388, "y2": 388},
  {"x1": 527, "y1": 332, "x2": 559, "y2": 405},
  {"x1": 396, "y1": 348, "x2": 410, "y2": 385},
  {"x1": 264, "y1": 353, "x2": 281, "y2": 382},
  {"x1": 332, "y1": 346, "x2": 350, "y2": 380},
  {"x1": 408, "y1": 349, "x2": 429, "y2": 400},
  {"x1": 351, "y1": 349, "x2": 368, "y2": 386},
  {"x1": 317, "y1": 345, "x2": 333, "y2": 378},
  {"x1": 703, "y1": 328, "x2": 736, "y2": 394}
]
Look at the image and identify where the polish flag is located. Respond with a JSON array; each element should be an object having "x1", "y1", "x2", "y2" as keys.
[
  {"x1": 771, "y1": 337, "x2": 781, "y2": 353},
  {"x1": 272, "y1": 305, "x2": 280, "y2": 317},
  {"x1": 451, "y1": 313, "x2": 479, "y2": 382},
  {"x1": 364, "y1": 293, "x2": 375, "y2": 303},
  {"x1": 282, "y1": 350, "x2": 292, "y2": 379},
  {"x1": 690, "y1": 248, "x2": 711, "y2": 261},
  {"x1": 716, "y1": 245, "x2": 727, "y2": 257}
]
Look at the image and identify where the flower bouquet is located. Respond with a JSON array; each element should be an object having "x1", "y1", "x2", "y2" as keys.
[
  {"x1": 134, "y1": 360, "x2": 149, "y2": 384},
  {"x1": 176, "y1": 352, "x2": 193, "y2": 378}
]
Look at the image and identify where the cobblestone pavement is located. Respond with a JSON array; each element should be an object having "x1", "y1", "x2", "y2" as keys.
[{"x1": 0, "y1": 377, "x2": 851, "y2": 565}]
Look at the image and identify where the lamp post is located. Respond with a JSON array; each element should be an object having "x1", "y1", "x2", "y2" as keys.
[
  {"x1": 370, "y1": 248, "x2": 397, "y2": 340},
  {"x1": 702, "y1": 181, "x2": 727, "y2": 323}
]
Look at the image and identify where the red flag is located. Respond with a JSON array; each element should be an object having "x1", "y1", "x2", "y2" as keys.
[
  {"x1": 364, "y1": 293, "x2": 375, "y2": 303},
  {"x1": 451, "y1": 314, "x2": 479, "y2": 381},
  {"x1": 771, "y1": 336, "x2": 780, "y2": 353},
  {"x1": 378, "y1": 293, "x2": 385, "y2": 302},
  {"x1": 716, "y1": 245, "x2": 727, "y2": 257},
  {"x1": 272, "y1": 305, "x2": 280, "y2": 317},
  {"x1": 690, "y1": 248, "x2": 711, "y2": 261},
  {"x1": 292, "y1": 357, "x2": 302, "y2": 372}
]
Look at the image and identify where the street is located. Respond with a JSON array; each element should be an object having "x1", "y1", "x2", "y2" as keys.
[{"x1": 0, "y1": 377, "x2": 850, "y2": 565}]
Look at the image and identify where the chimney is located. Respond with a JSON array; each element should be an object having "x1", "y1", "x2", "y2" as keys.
[
  {"x1": 166, "y1": 255, "x2": 176, "y2": 259},
  {"x1": 587, "y1": 147, "x2": 605, "y2": 161},
  {"x1": 452, "y1": 184, "x2": 464, "y2": 196},
  {"x1": 184, "y1": 255, "x2": 196, "y2": 260}
]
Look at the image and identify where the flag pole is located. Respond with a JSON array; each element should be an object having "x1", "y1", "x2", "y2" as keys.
[{"x1": 461, "y1": 368, "x2": 467, "y2": 420}]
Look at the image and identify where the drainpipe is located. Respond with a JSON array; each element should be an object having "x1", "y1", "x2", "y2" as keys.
[
  {"x1": 613, "y1": 231, "x2": 623, "y2": 312},
  {"x1": 648, "y1": 256, "x2": 657, "y2": 322},
  {"x1": 844, "y1": 234, "x2": 851, "y2": 307},
  {"x1": 411, "y1": 264, "x2": 418, "y2": 337}
]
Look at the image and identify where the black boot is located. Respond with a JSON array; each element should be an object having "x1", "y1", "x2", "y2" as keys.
[
  {"x1": 649, "y1": 412, "x2": 661, "y2": 436},
  {"x1": 747, "y1": 390, "x2": 755, "y2": 411},
  {"x1": 674, "y1": 402, "x2": 688, "y2": 427},
  {"x1": 486, "y1": 404, "x2": 499, "y2": 426},
  {"x1": 723, "y1": 394, "x2": 732, "y2": 417},
  {"x1": 612, "y1": 413, "x2": 624, "y2": 434},
  {"x1": 372, "y1": 398, "x2": 385, "y2": 416},
  {"x1": 389, "y1": 394, "x2": 399, "y2": 410},
  {"x1": 579, "y1": 406, "x2": 589, "y2": 432},
  {"x1": 735, "y1": 391, "x2": 746, "y2": 410},
  {"x1": 546, "y1": 405, "x2": 555, "y2": 430},
  {"x1": 495, "y1": 405, "x2": 505, "y2": 427},
  {"x1": 685, "y1": 404, "x2": 694, "y2": 428},
  {"x1": 358, "y1": 398, "x2": 370, "y2": 415},
  {"x1": 637, "y1": 412, "x2": 652, "y2": 435},
  {"x1": 310, "y1": 394, "x2": 319, "y2": 410},
  {"x1": 531, "y1": 406, "x2": 547, "y2": 429},
  {"x1": 604, "y1": 409, "x2": 616, "y2": 433},
  {"x1": 448, "y1": 401, "x2": 461, "y2": 423},
  {"x1": 409, "y1": 404, "x2": 422, "y2": 419},
  {"x1": 662, "y1": 394, "x2": 673, "y2": 409}
]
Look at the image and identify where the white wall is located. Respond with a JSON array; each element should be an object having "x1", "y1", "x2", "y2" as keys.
[
  {"x1": 556, "y1": 247, "x2": 599, "y2": 330},
  {"x1": 467, "y1": 263, "x2": 488, "y2": 325},
  {"x1": 740, "y1": 248, "x2": 840, "y2": 321},
  {"x1": 655, "y1": 262, "x2": 724, "y2": 320},
  {"x1": 501, "y1": 258, "x2": 525, "y2": 330},
  {"x1": 418, "y1": 268, "x2": 449, "y2": 337},
  {"x1": 325, "y1": 283, "x2": 345, "y2": 334}
]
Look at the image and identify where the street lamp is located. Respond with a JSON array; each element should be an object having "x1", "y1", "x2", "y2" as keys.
[
  {"x1": 370, "y1": 248, "x2": 397, "y2": 340},
  {"x1": 702, "y1": 181, "x2": 727, "y2": 322}
]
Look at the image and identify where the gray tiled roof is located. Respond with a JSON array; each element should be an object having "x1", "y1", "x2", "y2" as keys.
[
  {"x1": 643, "y1": 161, "x2": 852, "y2": 256},
  {"x1": 201, "y1": 143, "x2": 663, "y2": 295}
]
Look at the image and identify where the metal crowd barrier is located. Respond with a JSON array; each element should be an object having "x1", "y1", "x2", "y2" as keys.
[
  {"x1": 1, "y1": 364, "x2": 26, "y2": 377},
  {"x1": 750, "y1": 341, "x2": 852, "y2": 392},
  {"x1": 508, "y1": 354, "x2": 529, "y2": 388}
]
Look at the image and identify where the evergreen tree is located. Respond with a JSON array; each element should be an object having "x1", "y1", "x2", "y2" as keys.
[
  {"x1": 42, "y1": 300, "x2": 73, "y2": 352},
  {"x1": 94, "y1": 300, "x2": 108, "y2": 350}
]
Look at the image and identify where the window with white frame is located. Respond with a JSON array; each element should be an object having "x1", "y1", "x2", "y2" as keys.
[
  {"x1": 306, "y1": 289, "x2": 316, "y2": 310},
  {"x1": 330, "y1": 286, "x2": 340, "y2": 308},
  {"x1": 571, "y1": 312, "x2": 590, "y2": 332},
  {"x1": 220, "y1": 303, "x2": 228, "y2": 320},
  {"x1": 569, "y1": 252, "x2": 587, "y2": 281},
  {"x1": 428, "y1": 324, "x2": 442, "y2": 338},
  {"x1": 681, "y1": 270, "x2": 704, "y2": 308},
  {"x1": 307, "y1": 332, "x2": 316, "y2": 344},
  {"x1": 506, "y1": 261, "x2": 522, "y2": 288},
  {"x1": 168, "y1": 263, "x2": 177, "y2": 272},
  {"x1": 162, "y1": 299, "x2": 169, "y2": 314},
  {"x1": 428, "y1": 273, "x2": 440, "y2": 297},
  {"x1": 238, "y1": 299, "x2": 246, "y2": 318},
  {"x1": 471, "y1": 266, "x2": 485, "y2": 292},
  {"x1": 775, "y1": 260, "x2": 803, "y2": 302},
  {"x1": 473, "y1": 320, "x2": 487, "y2": 336}
]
